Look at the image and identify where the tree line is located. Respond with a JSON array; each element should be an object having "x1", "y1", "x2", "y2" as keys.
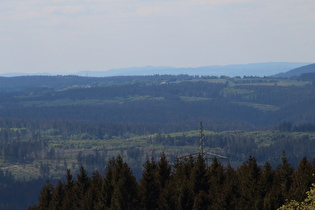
[
  {"x1": 1, "y1": 75, "x2": 315, "y2": 130},
  {"x1": 30, "y1": 153, "x2": 315, "y2": 210}
]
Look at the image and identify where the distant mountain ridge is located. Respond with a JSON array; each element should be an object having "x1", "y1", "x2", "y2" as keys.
[
  {"x1": 0, "y1": 72, "x2": 51, "y2": 77},
  {"x1": 272, "y1": 63, "x2": 315, "y2": 78},
  {"x1": 0, "y1": 62, "x2": 311, "y2": 77},
  {"x1": 75, "y1": 62, "x2": 311, "y2": 77}
]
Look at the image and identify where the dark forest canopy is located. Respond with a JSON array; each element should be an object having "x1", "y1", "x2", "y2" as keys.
[
  {"x1": 0, "y1": 74, "x2": 314, "y2": 130},
  {"x1": 0, "y1": 74, "x2": 315, "y2": 209},
  {"x1": 30, "y1": 154, "x2": 315, "y2": 210}
]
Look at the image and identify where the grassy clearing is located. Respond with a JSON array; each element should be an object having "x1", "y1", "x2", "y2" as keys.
[
  {"x1": 2, "y1": 129, "x2": 315, "y2": 180},
  {"x1": 221, "y1": 88, "x2": 255, "y2": 97},
  {"x1": 234, "y1": 102, "x2": 280, "y2": 111},
  {"x1": 20, "y1": 95, "x2": 166, "y2": 107},
  {"x1": 232, "y1": 79, "x2": 310, "y2": 87}
]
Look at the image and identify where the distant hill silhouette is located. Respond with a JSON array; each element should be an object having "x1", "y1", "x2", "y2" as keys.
[
  {"x1": 0, "y1": 72, "x2": 51, "y2": 77},
  {"x1": 1, "y1": 62, "x2": 310, "y2": 78},
  {"x1": 75, "y1": 62, "x2": 310, "y2": 77},
  {"x1": 273, "y1": 63, "x2": 315, "y2": 78}
]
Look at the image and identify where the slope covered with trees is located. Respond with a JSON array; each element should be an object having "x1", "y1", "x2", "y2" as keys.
[
  {"x1": 273, "y1": 63, "x2": 315, "y2": 78},
  {"x1": 0, "y1": 74, "x2": 314, "y2": 208},
  {"x1": 30, "y1": 154, "x2": 315, "y2": 210},
  {"x1": 0, "y1": 74, "x2": 314, "y2": 129}
]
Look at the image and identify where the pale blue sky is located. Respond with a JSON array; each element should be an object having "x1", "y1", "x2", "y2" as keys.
[{"x1": 0, "y1": 0, "x2": 314, "y2": 74}]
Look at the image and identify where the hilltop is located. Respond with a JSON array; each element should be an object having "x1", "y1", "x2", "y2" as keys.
[
  {"x1": 0, "y1": 62, "x2": 310, "y2": 78},
  {"x1": 0, "y1": 73, "x2": 315, "y2": 209},
  {"x1": 273, "y1": 63, "x2": 315, "y2": 78}
]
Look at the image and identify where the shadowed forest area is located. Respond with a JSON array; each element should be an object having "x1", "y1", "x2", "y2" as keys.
[
  {"x1": 30, "y1": 154, "x2": 315, "y2": 210},
  {"x1": 0, "y1": 73, "x2": 315, "y2": 208}
]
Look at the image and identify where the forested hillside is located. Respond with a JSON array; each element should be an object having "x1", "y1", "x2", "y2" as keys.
[
  {"x1": 0, "y1": 74, "x2": 314, "y2": 128},
  {"x1": 0, "y1": 74, "x2": 315, "y2": 209},
  {"x1": 30, "y1": 154, "x2": 315, "y2": 210},
  {"x1": 273, "y1": 63, "x2": 315, "y2": 77}
]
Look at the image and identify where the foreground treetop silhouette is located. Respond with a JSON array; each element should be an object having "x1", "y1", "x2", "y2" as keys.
[{"x1": 30, "y1": 152, "x2": 315, "y2": 210}]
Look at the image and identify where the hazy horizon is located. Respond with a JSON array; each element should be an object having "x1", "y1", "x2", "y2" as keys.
[
  {"x1": 1, "y1": 0, "x2": 314, "y2": 74},
  {"x1": 0, "y1": 62, "x2": 312, "y2": 78}
]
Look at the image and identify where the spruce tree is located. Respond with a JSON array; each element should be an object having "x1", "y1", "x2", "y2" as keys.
[
  {"x1": 102, "y1": 158, "x2": 116, "y2": 208},
  {"x1": 237, "y1": 156, "x2": 262, "y2": 209},
  {"x1": 208, "y1": 156, "x2": 225, "y2": 209},
  {"x1": 62, "y1": 169, "x2": 76, "y2": 209},
  {"x1": 222, "y1": 163, "x2": 239, "y2": 209},
  {"x1": 110, "y1": 155, "x2": 139, "y2": 209},
  {"x1": 139, "y1": 158, "x2": 160, "y2": 209},
  {"x1": 81, "y1": 171, "x2": 103, "y2": 210},
  {"x1": 77, "y1": 166, "x2": 90, "y2": 195},
  {"x1": 173, "y1": 155, "x2": 194, "y2": 181},
  {"x1": 192, "y1": 191, "x2": 210, "y2": 210},
  {"x1": 290, "y1": 157, "x2": 314, "y2": 202},
  {"x1": 157, "y1": 152, "x2": 172, "y2": 209},
  {"x1": 274, "y1": 152, "x2": 294, "y2": 205},
  {"x1": 260, "y1": 162, "x2": 277, "y2": 210},
  {"x1": 49, "y1": 181, "x2": 64, "y2": 210},
  {"x1": 190, "y1": 154, "x2": 209, "y2": 195},
  {"x1": 157, "y1": 152, "x2": 171, "y2": 189},
  {"x1": 87, "y1": 155, "x2": 139, "y2": 209},
  {"x1": 37, "y1": 181, "x2": 54, "y2": 209},
  {"x1": 158, "y1": 182, "x2": 177, "y2": 210},
  {"x1": 171, "y1": 156, "x2": 194, "y2": 209},
  {"x1": 177, "y1": 181, "x2": 194, "y2": 210}
]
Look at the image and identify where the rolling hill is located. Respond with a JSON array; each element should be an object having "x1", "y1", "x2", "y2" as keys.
[
  {"x1": 0, "y1": 62, "x2": 310, "y2": 77},
  {"x1": 273, "y1": 63, "x2": 315, "y2": 78},
  {"x1": 75, "y1": 62, "x2": 311, "y2": 77}
]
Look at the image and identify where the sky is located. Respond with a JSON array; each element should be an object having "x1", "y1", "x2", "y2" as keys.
[{"x1": 0, "y1": 0, "x2": 315, "y2": 74}]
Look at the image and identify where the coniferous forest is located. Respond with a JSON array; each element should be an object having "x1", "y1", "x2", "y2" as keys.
[
  {"x1": 0, "y1": 73, "x2": 315, "y2": 209},
  {"x1": 30, "y1": 153, "x2": 315, "y2": 210}
]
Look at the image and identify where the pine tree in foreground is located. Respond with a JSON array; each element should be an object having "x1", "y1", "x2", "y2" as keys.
[{"x1": 30, "y1": 154, "x2": 315, "y2": 210}]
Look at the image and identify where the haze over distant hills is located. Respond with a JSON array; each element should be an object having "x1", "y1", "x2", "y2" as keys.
[
  {"x1": 0, "y1": 62, "x2": 311, "y2": 77},
  {"x1": 272, "y1": 63, "x2": 315, "y2": 78}
]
